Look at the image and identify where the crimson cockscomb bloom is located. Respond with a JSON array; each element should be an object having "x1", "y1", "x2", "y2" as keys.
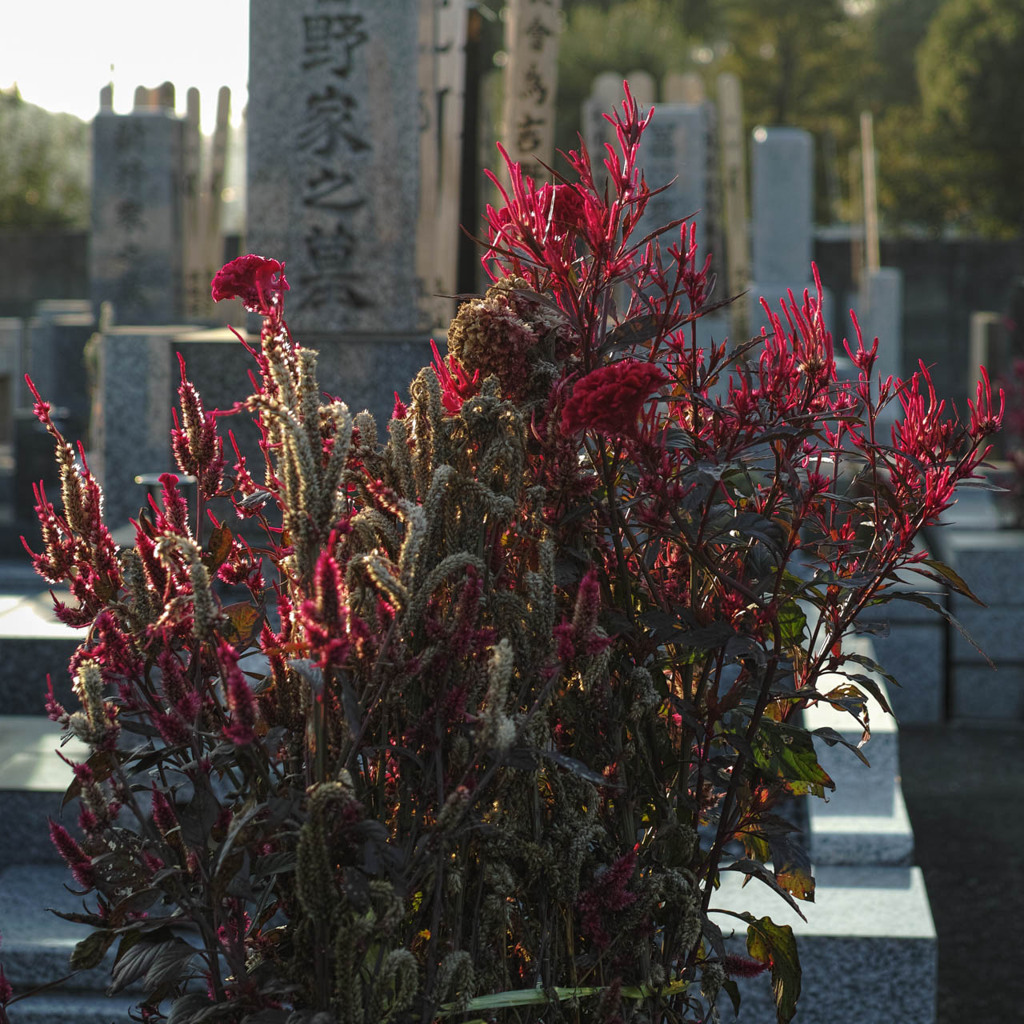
[
  {"x1": 220, "y1": 643, "x2": 258, "y2": 745},
  {"x1": 49, "y1": 820, "x2": 94, "y2": 888},
  {"x1": 562, "y1": 359, "x2": 667, "y2": 436},
  {"x1": 211, "y1": 254, "x2": 289, "y2": 315}
]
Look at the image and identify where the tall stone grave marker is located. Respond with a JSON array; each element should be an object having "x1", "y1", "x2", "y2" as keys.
[
  {"x1": 749, "y1": 126, "x2": 816, "y2": 333},
  {"x1": 501, "y1": 0, "x2": 562, "y2": 183},
  {"x1": 636, "y1": 103, "x2": 713, "y2": 258},
  {"x1": 634, "y1": 102, "x2": 726, "y2": 341},
  {"x1": 416, "y1": 0, "x2": 468, "y2": 330},
  {"x1": 663, "y1": 72, "x2": 705, "y2": 105},
  {"x1": 247, "y1": 0, "x2": 422, "y2": 335},
  {"x1": 90, "y1": 101, "x2": 186, "y2": 325},
  {"x1": 624, "y1": 70, "x2": 655, "y2": 107}
]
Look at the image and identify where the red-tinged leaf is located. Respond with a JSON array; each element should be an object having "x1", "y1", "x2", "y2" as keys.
[
  {"x1": 768, "y1": 833, "x2": 815, "y2": 903},
  {"x1": 222, "y1": 602, "x2": 261, "y2": 647},
  {"x1": 745, "y1": 916, "x2": 801, "y2": 1023},
  {"x1": 204, "y1": 522, "x2": 233, "y2": 570}
]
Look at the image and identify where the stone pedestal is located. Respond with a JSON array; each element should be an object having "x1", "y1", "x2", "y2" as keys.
[
  {"x1": 94, "y1": 326, "x2": 184, "y2": 528},
  {"x1": 932, "y1": 520, "x2": 1024, "y2": 720}
]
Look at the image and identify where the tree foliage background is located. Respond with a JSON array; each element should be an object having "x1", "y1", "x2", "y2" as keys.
[
  {"x1": 553, "y1": 0, "x2": 1022, "y2": 238},
  {"x1": 2, "y1": 0, "x2": 1023, "y2": 238},
  {"x1": 0, "y1": 87, "x2": 89, "y2": 230}
]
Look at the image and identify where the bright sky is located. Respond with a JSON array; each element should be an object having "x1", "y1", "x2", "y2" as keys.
[{"x1": 2, "y1": 0, "x2": 250, "y2": 131}]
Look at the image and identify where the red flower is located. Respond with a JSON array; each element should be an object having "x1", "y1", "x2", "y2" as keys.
[
  {"x1": 49, "y1": 821, "x2": 95, "y2": 888},
  {"x1": 562, "y1": 359, "x2": 667, "y2": 436},
  {"x1": 211, "y1": 255, "x2": 289, "y2": 315},
  {"x1": 220, "y1": 643, "x2": 258, "y2": 745}
]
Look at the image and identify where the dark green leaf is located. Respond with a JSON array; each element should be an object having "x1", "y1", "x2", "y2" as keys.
[
  {"x1": 920, "y1": 557, "x2": 984, "y2": 604},
  {"x1": 812, "y1": 726, "x2": 870, "y2": 766},
  {"x1": 70, "y1": 929, "x2": 116, "y2": 971},
  {"x1": 600, "y1": 313, "x2": 665, "y2": 355},
  {"x1": 144, "y1": 937, "x2": 199, "y2": 991},
  {"x1": 109, "y1": 928, "x2": 156, "y2": 993},
  {"x1": 754, "y1": 721, "x2": 834, "y2": 798},
  {"x1": 177, "y1": 779, "x2": 221, "y2": 849},
  {"x1": 542, "y1": 749, "x2": 611, "y2": 787},
  {"x1": 721, "y1": 860, "x2": 807, "y2": 920},
  {"x1": 777, "y1": 600, "x2": 807, "y2": 650},
  {"x1": 746, "y1": 916, "x2": 801, "y2": 1024},
  {"x1": 167, "y1": 993, "x2": 218, "y2": 1024},
  {"x1": 722, "y1": 977, "x2": 742, "y2": 1017}
]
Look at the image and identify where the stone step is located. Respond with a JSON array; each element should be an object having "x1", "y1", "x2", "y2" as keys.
[
  {"x1": 0, "y1": 866, "x2": 113, "y2": 994},
  {"x1": 2, "y1": 991, "x2": 138, "y2": 1024},
  {"x1": 802, "y1": 636, "x2": 915, "y2": 866},
  {"x1": 719, "y1": 864, "x2": 936, "y2": 1024},
  {"x1": 0, "y1": 867, "x2": 138, "y2": 1023},
  {"x1": 0, "y1": 583, "x2": 79, "y2": 715},
  {"x1": 0, "y1": 717, "x2": 87, "y2": 868}
]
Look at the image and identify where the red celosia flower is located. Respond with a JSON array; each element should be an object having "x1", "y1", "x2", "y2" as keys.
[
  {"x1": 561, "y1": 359, "x2": 667, "y2": 436},
  {"x1": 49, "y1": 820, "x2": 95, "y2": 888},
  {"x1": 171, "y1": 353, "x2": 224, "y2": 499},
  {"x1": 576, "y1": 850, "x2": 638, "y2": 950},
  {"x1": 0, "y1": 932, "x2": 11, "y2": 1009},
  {"x1": 723, "y1": 954, "x2": 771, "y2": 978},
  {"x1": 220, "y1": 643, "x2": 258, "y2": 745},
  {"x1": 211, "y1": 255, "x2": 289, "y2": 315}
]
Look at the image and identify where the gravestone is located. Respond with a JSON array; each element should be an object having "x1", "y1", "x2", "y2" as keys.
[
  {"x1": 579, "y1": 72, "x2": 625, "y2": 199},
  {"x1": 183, "y1": 87, "x2": 234, "y2": 323},
  {"x1": 663, "y1": 71, "x2": 705, "y2": 105},
  {"x1": 623, "y1": 69, "x2": 655, "y2": 107},
  {"x1": 90, "y1": 108, "x2": 186, "y2": 324},
  {"x1": 749, "y1": 126, "x2": 818, "y2": 334},
  {"x1": 501, "y1": 0, "x2": 562, "y2": 183},
  {"x1": 751, "y1": 127, "x2": 813, "y2": 286},
  {"x1": 24, "y1": 311, "x2": 94, "y2": 433},
  {"x1": 860, "y1": 267, "x2": 904, "y2": 387},
  {"x1": 0, "y1": 319, "x2": 23, "y2": 443},
  {"x1": 636, "y1": 103, "x2": 713, "y2": 259},
  {"x1": 634, "y1": 103, "x2": 728, "y2": 346},
  {"x1": 93, "y1": 326, "x2": 184, "y2": 529},
  {"x1": 247, "y1": 0, "x2": 423, "y2": 336}
]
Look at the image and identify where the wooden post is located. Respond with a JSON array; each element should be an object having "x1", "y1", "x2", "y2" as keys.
[
  {"x1": 717, "y1": 72, "x2": 748, "y2": 339},
  {"x1": 860, "y1": 110, "x2": 880, "y2": 275},
  {"x1": 849, "y1": 146, "x2": 863, "y2": 291}
]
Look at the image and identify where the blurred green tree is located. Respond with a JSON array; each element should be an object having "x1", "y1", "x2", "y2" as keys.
[
  {"x1": 914, "y1": 0, "x2": 1024, "y2": 235},
  {"x1": 0, "y1": 87, "x2": 89, "y2": 230},
  {"x1": 555, "y1": 0, "x2": 692, "y2": 156}
]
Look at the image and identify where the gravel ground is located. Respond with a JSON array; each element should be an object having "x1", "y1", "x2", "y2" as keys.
[{"x1": 899, "y1": 722, "x2": 1024, "y2": 1024}]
